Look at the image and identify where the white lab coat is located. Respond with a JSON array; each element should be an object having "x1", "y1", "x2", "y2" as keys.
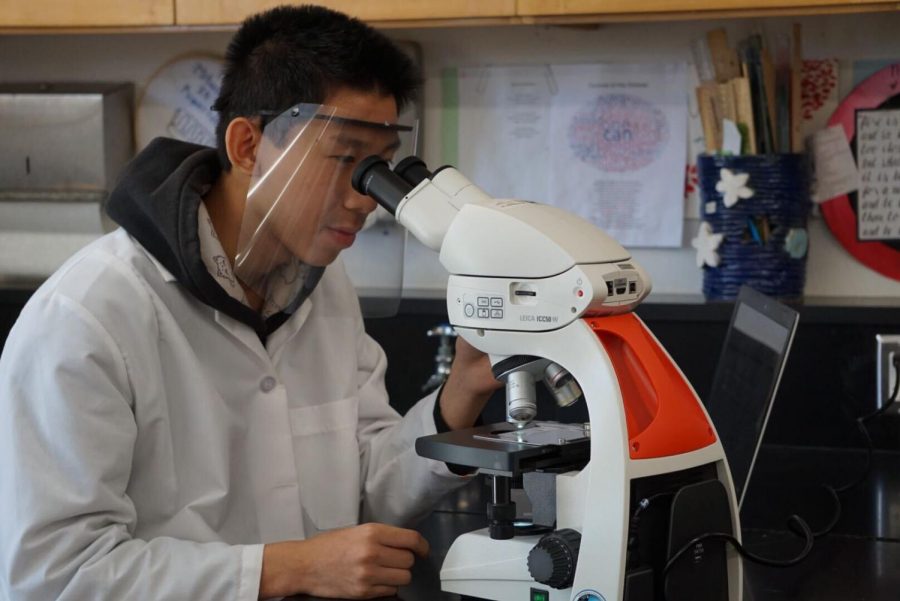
[{"x1": 0, "y1": 228, "x2": 467, "y2": 600}]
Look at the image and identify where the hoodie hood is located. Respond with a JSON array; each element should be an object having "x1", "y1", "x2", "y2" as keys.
[{"x1": 106, "y1": 137, "x2": 323, "y2": 337}]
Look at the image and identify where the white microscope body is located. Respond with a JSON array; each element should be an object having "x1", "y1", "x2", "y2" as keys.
[{"x1": 353, "y1": 157, "x2": 742, "y2": 601}]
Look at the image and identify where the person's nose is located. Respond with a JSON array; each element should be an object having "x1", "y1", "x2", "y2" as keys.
[{"x1": 344, "y1": 186, "x2": 379, "y2": 215}]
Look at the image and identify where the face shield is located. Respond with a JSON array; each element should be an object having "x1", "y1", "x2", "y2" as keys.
[{"x1": 233, "y1": 103, "x2": 414, "y2": 317}]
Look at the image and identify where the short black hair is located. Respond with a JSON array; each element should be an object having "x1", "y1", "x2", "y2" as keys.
[{"x1": 212, "y1": 4, "x2": 421, "y2": 170}]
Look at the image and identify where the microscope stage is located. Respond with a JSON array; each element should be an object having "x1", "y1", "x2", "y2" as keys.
[{"x1": 415, "y1": 421, "x2": 590, "y2": 476}]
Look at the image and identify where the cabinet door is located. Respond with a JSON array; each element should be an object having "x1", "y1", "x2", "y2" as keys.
[
  {"x1": 176, "y1": 0, "x2": 516, "y2": 25},
  {"x1": 1, "y1": 0, "x2": 173, "y2": 26},
  {"x1": 518, "y1": 0, "x2": 898, "y2": 16}
]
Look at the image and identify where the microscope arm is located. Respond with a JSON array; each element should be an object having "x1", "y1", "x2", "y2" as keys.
[{"x1": 352, "y1": 155, "x2": 649, "y2": 426}]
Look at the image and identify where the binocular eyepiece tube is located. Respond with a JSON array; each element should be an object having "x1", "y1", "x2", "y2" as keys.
[
  {"x1": 393, "y1": 156, "x2": 433, "y2": 187},
  {"x1": 351, "y1": 155, "x2": 434, "y2": 215}
]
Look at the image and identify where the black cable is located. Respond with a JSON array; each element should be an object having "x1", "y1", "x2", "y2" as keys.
[
  {"x1": 662, "y1": 515, "x2": 814, "y2": 601},
  {"x1": 809, "y1": 485, "x2": 842, "y2": 538},
  {"x1": 811, "y1": 355, "x2": 900, "y2": 537},
  {"x1": 832, "y1": 419, "x2": 875, "y2": 494},
  {"x1": 626, "y1": 491, "x2": 675, "y2": 569},
  {"x1": 664, "y1": 513, "x2": 815, "y2": 575},
  {"x1": 859, "y1": 354, "x2": 900, "y2": 423},
  {"x1": 632, "y1": 492, "x2": 813, "y2": 599},
  {"x1": 661, "y1": 357, "x2": 899, "y2": 600}
]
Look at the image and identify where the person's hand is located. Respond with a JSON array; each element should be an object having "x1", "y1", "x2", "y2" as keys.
[
  {"x1": 259, "y1": 523, "x2": 429, "y2": 599},
  {"x1": 438, "y1": 336, "x2": 503, "y2": 431}
]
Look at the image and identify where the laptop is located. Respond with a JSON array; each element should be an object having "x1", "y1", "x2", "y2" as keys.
[{"x1": 703, "y1": 285, "x2": 799, "y2": 510}]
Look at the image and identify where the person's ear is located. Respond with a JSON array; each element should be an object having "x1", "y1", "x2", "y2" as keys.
[{"x1": 224, "y1": 117, "x2": 261, "y2": 175}]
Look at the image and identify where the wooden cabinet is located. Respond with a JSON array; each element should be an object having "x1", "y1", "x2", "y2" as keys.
[
  {"x1": 0, "y1": 0, "x2": 173, "y2": 27},
  {"x1": 0, "y1": 0, "x2": 895, "y2": 30},
  {"x1": 517, "y1": 0, "x2": 900, "y2": 17},
  {"x1": 175, "y1": 1, "x2": 516, "y2": 26}
]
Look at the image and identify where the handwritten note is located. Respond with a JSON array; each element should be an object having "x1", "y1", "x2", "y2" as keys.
[
  {"x1": 856, "y1": 109, "x2": 900, "y2": 241},
  {"x1": 809, "y1": 124, "x2": 859, "y2": 204}
]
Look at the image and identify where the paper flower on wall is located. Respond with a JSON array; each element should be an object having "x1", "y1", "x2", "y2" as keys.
[
  {"x1": 785, "y1": 228, "x2": 809, "y2": 259},
  {"x1": 692, "y1": 222, "x2": 725, "y2": 268},
  {"x1": 715, "y1": 168, "x2": 754, "y2": 208}
]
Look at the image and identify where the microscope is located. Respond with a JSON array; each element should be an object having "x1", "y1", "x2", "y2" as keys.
[{"x1": 352, "y1": 156, "x2": 741, "y2": 601}]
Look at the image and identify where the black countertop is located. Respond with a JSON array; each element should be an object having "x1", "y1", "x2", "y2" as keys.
[
  {"x1": 291, "y1": 445, "x2": 900, "y2": 601},
  {"x1": 740, "y1": 446, "x2": 900, "y2": 601}
]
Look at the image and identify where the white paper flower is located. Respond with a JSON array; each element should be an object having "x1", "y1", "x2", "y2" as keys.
[
  {"x1": 692, "y1": 221, "x2": 725, "y2": 268},
  {"x1": 715, "y1": 168, "x2": 754, "y2": 208}
]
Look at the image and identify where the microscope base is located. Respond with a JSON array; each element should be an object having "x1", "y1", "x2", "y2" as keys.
[{"x1": 441, "y1": 529, "x2": 572, "y2": 601}]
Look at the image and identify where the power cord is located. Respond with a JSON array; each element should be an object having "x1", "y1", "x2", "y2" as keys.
[
  {"x1": 657, "y1": 490, "x2": 816, "y2": 601},
  {"x1": 626, "y1": 491, "x2": 675, "y2": 569},
  {"x1": 648, "y1": 497, "x2": 815, "y2": 601},
  {"x1": 629, "y1": 493, "x2": 814, "y2": 599},
  {"x1": 811, "y1": 354, "x2": 900, "y2": 538},
  {"x1": 664, "y1": 513, "x2": 814, "y2": 573}
]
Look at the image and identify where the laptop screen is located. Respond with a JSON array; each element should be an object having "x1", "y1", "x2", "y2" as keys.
[{"x1": 704, "y1": 286, "x2": 799, "y2": 509}]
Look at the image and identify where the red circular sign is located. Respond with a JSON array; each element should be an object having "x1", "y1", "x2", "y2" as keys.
[{"x1": 823, "y1": 63, "x2": 900, "y2": 281}]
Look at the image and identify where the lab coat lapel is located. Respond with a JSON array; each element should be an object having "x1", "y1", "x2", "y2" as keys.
[
  {"x1": 212, "y1": 311, "x2": 271, "y2": 365},
  {"x1": 265, "y1": 299, "x2": 313, "y2": 363}
]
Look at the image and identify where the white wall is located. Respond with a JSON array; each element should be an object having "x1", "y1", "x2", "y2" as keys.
[{"x1": 2, "y1": 12, "x2": 899, "y2": 299}]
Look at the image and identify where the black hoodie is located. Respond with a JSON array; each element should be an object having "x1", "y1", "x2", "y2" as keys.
[{"x1": 105, "y1": 138, "x2": 323, "y2": 340}]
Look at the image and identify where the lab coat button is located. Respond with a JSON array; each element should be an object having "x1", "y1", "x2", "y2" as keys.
[{"x1": 260, "y1": 376, "x2": 277, "y2": 392}]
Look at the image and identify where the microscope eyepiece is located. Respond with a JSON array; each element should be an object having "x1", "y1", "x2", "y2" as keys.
[
  {"x1": 351, "y1": 155, "x2": 413, "y2": 215},
  {"x1": 393, "y1": 156, "x2": 433, "y2": 186}
]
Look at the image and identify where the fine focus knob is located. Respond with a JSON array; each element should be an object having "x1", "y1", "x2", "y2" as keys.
[{"x1": 527, "y1": 528, "x2": 582, "y2": 589}]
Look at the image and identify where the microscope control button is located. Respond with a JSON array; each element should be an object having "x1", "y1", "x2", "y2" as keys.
[
  {"x1": 530, "y1": 589, "x2": 550, "y2": 601},
  {"x1": 491, "y1": 309, "x2": 503, "y2": 319},
  {"x1": 477, "y1": 296, "x2": 490, "y2": 307},
  {"x1": 464, "y1": 303, "x2": 475, "y2": 317},
  {"x1": 490, "y1": 297, "x2": 503, "y2": 307},
  {"x1": 477, "y1": 307, "x2": 490, "y2": 319}
]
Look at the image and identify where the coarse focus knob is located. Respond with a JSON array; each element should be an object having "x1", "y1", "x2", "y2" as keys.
[{"x1": 527, "y1": 528, "x2": 582, "y2": 589}]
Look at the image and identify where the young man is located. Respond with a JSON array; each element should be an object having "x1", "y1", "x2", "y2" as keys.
[{"x1": 0, "y1": 5, "x2": 498, "y2": 599}]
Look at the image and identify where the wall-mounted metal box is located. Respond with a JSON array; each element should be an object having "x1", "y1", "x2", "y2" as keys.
[{"x1": 0, "y1": 82, "x2": 134, "y2": 202}]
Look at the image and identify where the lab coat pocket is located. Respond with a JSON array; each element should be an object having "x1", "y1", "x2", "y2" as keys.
[{"x1": 289, "y1": 397, "x2": 361, "y2": 533}]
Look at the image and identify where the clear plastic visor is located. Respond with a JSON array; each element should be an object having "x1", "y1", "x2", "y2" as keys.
[{"x1": 234, "y1": 103, "x2": 414, "y2": 317}]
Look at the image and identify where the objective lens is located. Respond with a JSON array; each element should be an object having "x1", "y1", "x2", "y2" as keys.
[
  {"x1": 543, "y1": 362, "x2": 583, "y2": 407},
  {"x1": 506, "y1": 370, "x2": 537, "y2": 424}
]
